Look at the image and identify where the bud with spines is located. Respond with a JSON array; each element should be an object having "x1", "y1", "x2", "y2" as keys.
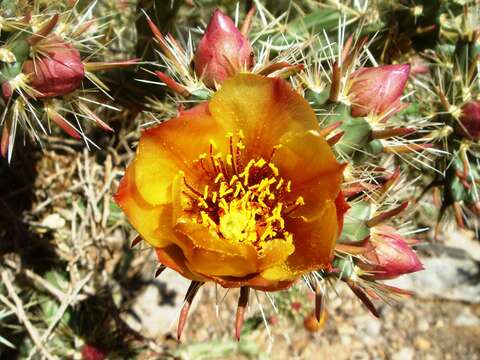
[
  {"x1": 22, "y1": 35, "x2": 85, "y2": 98},
  {"x1": 457, "y1": 101, "x2": 480, "y2": 141},
  {"x1": 358, "y1": 226, "x2": 423, "y2": 280},
  {"x1": 348, "y1": 64, "x2": 411, "y2": 119},
  {"x1": 194, "y1": 9, "x2": 254, "y2": 88}
]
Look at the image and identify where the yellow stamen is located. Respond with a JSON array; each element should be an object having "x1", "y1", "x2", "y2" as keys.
[
  {"x1": 215, "y1": 173, "x2": 224, "y2": 183},
  {"x1": 269, "y1": 163, "x2": 279, "y2": 176},
  {"x1": 187, "y1": 142, "x2": 302, "y2": 252}
]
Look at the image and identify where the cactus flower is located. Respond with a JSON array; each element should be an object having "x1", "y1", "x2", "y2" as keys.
[
  {"x1": 359, "y1": 226, "x2": 423, "y2": 280},
  {"x1": 116, "y1": 74, "x2": 346, "y2": 291},
  {"x1": 457, "y1": 101, "x2": 480, "y2": 140},
  {"x1": 22, "y1": 35, "x2": 84, "y2": 98},
  {"x1": 348, "y1": 64, "x2": 410, "y2": 119},
  {"x1": 194, "y1": 10, "x2": 254, "y2": 88}
]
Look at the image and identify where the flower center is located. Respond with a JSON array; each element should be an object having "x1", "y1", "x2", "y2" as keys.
[
  {"x1": 219, "y1": 207, "x2": 256, "y2": 243},
  {"x1": 184, "y1": 132, "x2": 304, "y2": 252}
]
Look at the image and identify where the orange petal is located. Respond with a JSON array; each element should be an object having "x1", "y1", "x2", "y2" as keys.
[
  {"x1": 209, "y1": 74, "x2": 318, "y2": 160},
  {"x1": 134, "y1": 105, "x2": 226, "y2": 205},
  {"x1": 261, "y1": 200, "x2": 338, "y2": 281},
  {"x1": 155, "y1": 245, "x2": 208, "y2": 282},
  {"x1": 206, "y1": 273, "x2": 295, "y2": 292},
  {"x1": 115, "y1": 164, "x2": 174, "y2": 248},
  {"x1": 174, "y1": 221, "x2": 258, "y2": 277}
]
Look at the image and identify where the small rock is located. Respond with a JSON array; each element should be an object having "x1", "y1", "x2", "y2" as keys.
[
  {"x1": 435, "y1": 319, "x2": 445, "y2": 328},
  {"x1": 352, "y1": 315, "x2": 382, "y2": 345},
  {"x1": 442, "y1": 228, "x2": 480, "y2": 261},
  {"x1": 125, "y1": 269, "x2": 192, "y2": 337},
  {"x1": 454, "y1": 307, "x2": 480, "y2": 327},
  {"x1": 414, "y1": 337, "x2": 431, "y2": 350},
  {"x1": 387, "y1": 256, "x2": 480, "y2": 303},
  {"x1": 340, "y1": 334, "x2": 352, "y2": 346},
  {"x1": 417, "y1": 318, "x2": 429, "y2": 332},
  {"x1": 41, "y1": 213, "x2": 66, "y2": 229},
  {"x1": 392, "y1": 347, "x2": 414, "y2": 360}
]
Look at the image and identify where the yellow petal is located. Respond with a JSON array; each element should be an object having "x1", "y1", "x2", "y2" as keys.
[
  {"x1": 174, "y1": 221, "x2": 258, "y2": 277},
  {"x1": 258, "y1": 238, "x2": 295, "y2": 271},
  {"x1": 115, "y1": 164, "x2": 174, "y2": 247},
  {"x1": 273, "y1": 130, "x2": 344, "y2": 221},
  {"x1": 170, "y1": 172, "x2": 259, "y2": 277},
  {"x1": 261, "y1": 200, "x2": 338, "y2": 281},
  {"x1": 209, "y1": 73, "x2": 318, "y2": 159},
  {"x1": 134, "y1": 108, "x2": 226, "y2": 205}
]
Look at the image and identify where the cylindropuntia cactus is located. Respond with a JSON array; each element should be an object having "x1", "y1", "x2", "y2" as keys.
[
  {"x1": 411, "y1": 2, "x2": 480, "y2": 234},
  {"x1": 115, "y1": 7, "x2": 427, "y2": 339},
  {"x1": 0, "y1": 1, "x2": 137, "y2": 162}
]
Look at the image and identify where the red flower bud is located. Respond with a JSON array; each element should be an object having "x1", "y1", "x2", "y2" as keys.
[
  {"x1": 22, "y1": 35, "x2": 84, "y2": 98},
  {"x1": 348, "y1": 64, "x2": 410, "y2": 119},
  {"x1": 359, "y1": 226, "x2": 423, "y2": 280},
  {"x1": 81, "y1": 345, "x2": 107, "y2": 360},
  {"x1": 194, "y1": 10, "x2": 253, "y2": 87},
  {"x1": 457, "y1": 101, "x2": 480, "y2": 140}
]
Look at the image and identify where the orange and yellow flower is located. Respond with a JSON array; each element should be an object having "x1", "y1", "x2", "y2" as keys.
[{"x1": 115, "y1": 74, "x2": 346, "y2": 292}]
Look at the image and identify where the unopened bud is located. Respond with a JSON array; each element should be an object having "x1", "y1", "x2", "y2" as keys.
[
  {"x1": 81, "y1": 345, "x2": 107, "y2": 360},
  {"x1": 457, "y1": 101, "x2": 480, "y2": 140},
  {"x1": 22, "y1": 35, "x2": 84, "y2": 98},
  {"x1": 348, "y1": 64, "x2": 410, "y2": 119},
  {"x1": 359, "y1": 226, "x2": 423, "y2": 280},
  {"x1": 194, "y1": 10, "x2": 254, "y2": 88}
]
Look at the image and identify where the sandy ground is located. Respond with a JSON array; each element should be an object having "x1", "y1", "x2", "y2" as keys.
[{"x1": 131, "y1": 266, "x2": 480, "y2": 360}]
